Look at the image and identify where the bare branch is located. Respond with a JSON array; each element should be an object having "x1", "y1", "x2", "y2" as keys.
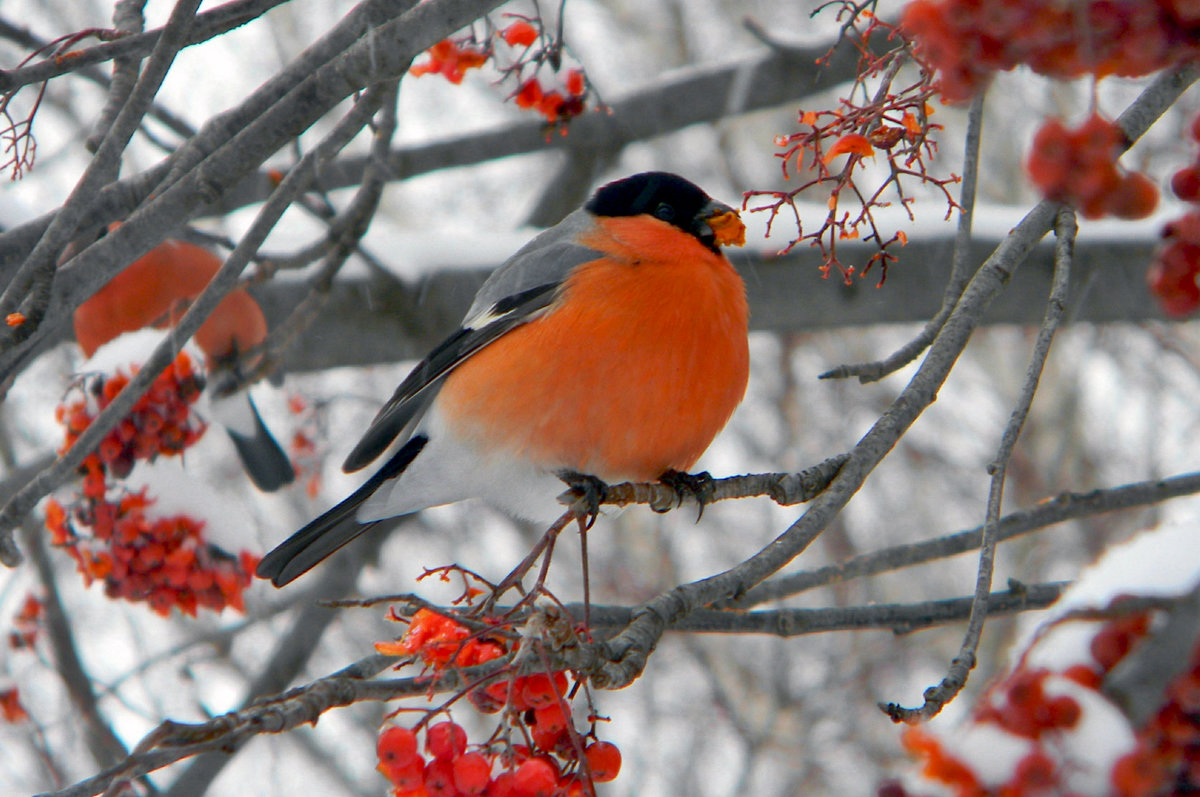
[
  {"x1": 883, "y1": 205, "x2": 1077, "y2": 723},
  {"x1": 735, "y1": 470, "x2": 1200, "y2": 608},
  {"x1": 0, "y1": 1, "x2": 291, "y2": 94}
]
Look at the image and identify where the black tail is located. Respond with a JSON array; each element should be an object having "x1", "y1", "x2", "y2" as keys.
[
  {"x1": 226, "y1": 394, "x2": 295, "y2": 492},
  {"x1": 256, "y1": 435, "x2": 428, "y2": 586}
]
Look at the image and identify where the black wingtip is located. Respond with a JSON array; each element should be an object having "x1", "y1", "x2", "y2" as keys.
[
  {"x1": 256, "y1": 512, "x2": 379, "y2": 587},
  {"x1": 342, "y1": 437, "x2": 383, "y2": 474},
  {"x1": 227, "y1": 395, "x2": 295, "y2": 492},
  {"x1": 257, "y1": 435, "x2": 428, "y2": 586}
]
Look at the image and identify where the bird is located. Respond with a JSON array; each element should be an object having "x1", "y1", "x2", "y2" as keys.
[
  {"x1": 256, "y1": 171, "x2": 750, "y2": 586},
  {"x1": 73, "y1": 237, "x2": 296, "y2": 492}
]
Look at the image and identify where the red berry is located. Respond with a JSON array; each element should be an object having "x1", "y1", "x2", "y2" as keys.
[
  {"x1": 532, "y1": 703, "x2": 569, "y2": 735},
  {"x1": 383, "y1": 755, "x2": 425, "y2": 790},
  {"x1": 521, "y1": 672, "x2": 568, "y2": 709},
  {"x1": 584, "y1": 741, "x2": 622, "y2": 783},
  {"x1": 1174, "y1": 166, "x2": 1200, "y2": 202},
  {"x1": 425, "y1": 756, "x2": 460, "y2": 796},
  {"x1": 511, "y1": 758, "x2": 557, "y2": 797},
  {"x1": 487, "y1": 771, "x2": 518, "y2": 797},
  {"x1": 1062, "y1": 663, "x2": 1103, "y2": 690},
  {"x1": 1110, "y1": 172, "x2": 1158, "y2": 220},
  {"x1": 453, "y1": 751, "x2": 492, "y2": 794},
  {"x1": 501, "y1": 21, "x2": 538, "y2": 48},
  {"x1": 1045, "y1": 695, "x2": 1081, "y2": 729},
  {"x1": 427, "y1": 721, "x2": 468, "y2": 761},
  {"x1": 1012, "y1": 749, "x2": 1058, "y2": 790},
  {"x1": 378, "y1": 725, "x2": 419, "y2": 769},
  {"x1": 529, "y1": 722, "x2": 566, "y2": 753},
  {"x1": 559, "y1": 775, "x2": 589, "y2": 797}
]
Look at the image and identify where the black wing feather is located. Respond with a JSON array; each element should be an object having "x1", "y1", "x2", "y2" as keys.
[
  {"x1": 341, "y1": 282, "x2": 560, "y2": 472},
  {"x1": 256, "y1": 435, "x2": 429, "y2": 586}
]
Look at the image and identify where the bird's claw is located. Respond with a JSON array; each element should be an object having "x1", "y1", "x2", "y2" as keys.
[
  {"x1": 658, "y1": 469, "x2": 716, "y2": 520},
  {"x1": 559, "y1": 471, "x2": 609, "y2": 530}
]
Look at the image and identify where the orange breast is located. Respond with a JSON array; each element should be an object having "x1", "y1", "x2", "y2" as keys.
[{"x1": 437, "y1": 216, "x2": 749, "y2": 482}]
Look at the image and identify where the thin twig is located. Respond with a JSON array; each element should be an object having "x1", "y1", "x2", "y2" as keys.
[
  {"x1": 883, "y1": 206, "x2": 1077, "y2": 723},
  {"x1": 0, "y1": 1, "x2": 291, "y2": 94},
  {"x1": 85, "y1": 1, "x2": 147, "y2": 154}
]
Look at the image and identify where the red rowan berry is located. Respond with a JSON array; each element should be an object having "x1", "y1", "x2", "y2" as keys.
[
  {"x1": 427, "y1": 721, "x2": 468, "y2": 761},
  {"x1": 424, "y1": 757, "x2": 459, "y2": 796},
  {"x1": 1173, "y1": 166, "x2": 1200, "y2": 202},
  {"x1": 584, "y1": 741, "x2": 622, "y2": 782},
  {"x1": 511, "y1": 758, "x2": 557, "y2": 797},
  {"x1": 452, "y1": 751, "x2": 492, "y2": 794},
  {"x1": 379, "y1": 726, "x2": 420, "y2": 769}
]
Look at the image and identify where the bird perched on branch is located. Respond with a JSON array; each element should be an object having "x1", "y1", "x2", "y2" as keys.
[
  {"x1": 257, "y1": 172, "x2": 749, "y2": 586},
  {"x1": 73, "y1": 237, "x2": 295, "y2": 492}
]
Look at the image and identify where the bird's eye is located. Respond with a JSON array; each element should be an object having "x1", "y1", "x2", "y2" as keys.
[{"x1": 653, "y1": 203, "x2": 675, "y2": 221}]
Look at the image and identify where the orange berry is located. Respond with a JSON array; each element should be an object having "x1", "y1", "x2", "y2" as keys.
[
  {"x1": 452, "y1": 751, "x2": 492, "y2": 794},
  {"x1": 501, "y1": 21, "x2": 538, "y2": 47},
  {"x1": 1173, "y1": 165, "x2": 1200, "y2": 202},
  {"x1": 584, "y1": 741, "x2": 622, "y2": 783},
  {"x1": 511, "y1": 758, "x2": 557, "y2": 797},
  {"x1": 426, "y1": 721, "x2": 467, "y2": 761},
  {"x1": 378, "y1": 725, "x2": 419, "y2": 769}
]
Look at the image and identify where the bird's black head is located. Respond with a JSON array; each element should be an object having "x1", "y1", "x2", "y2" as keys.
[{"x1": 585, "y1": 172, "x2": 742, "y2": 252}]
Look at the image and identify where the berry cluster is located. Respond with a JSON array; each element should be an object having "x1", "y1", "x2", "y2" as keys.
[
  {"x1": 897, "y1": 666, "x2": 1084, "y2": 795},
  {"x1": 1149, "y1": 115, "x2": 1200, "y2": 316},
  {"x1": 378, "y1": 608, "x2": 506, "y2": 669},
  {"x1": 410, "y1": 17, "x2": 589, "y2": 128},
  {"x1": 46, "y1": 355, "x2": 258, "y2": 617},
  {"x1": 378, "y1": 719, "x2": 620, "y2": 797},
  {"x1": 375, "y1": 609, "x2": 622, "y2": 796},
  {"x1": 411, "y1": 39, "x2": 488, "y2": 85},
  {"x1": 8, "y1": 593, "x2": 43, "y2": 650},
  {"x1": 514, "y1": 68, "x2": 586, "y2": 127},
  {"x1": 57, "y1": 353, "x2": 206, "y2": 481},
  {"x1": 901, "y1": 0, "x2": 1200, "y2": 103},
  {"x1": 1101, "y1": 615, "x2": 1200, "y2": 795},
  {"x1": 1026, "y1": 114, "x2": 1158, "y2": 220},
  {"x1": 974, "y1": 667, "x2": 1083, "y2": 740},
  {"x1": 887, "y1": 607, "x2": 1200, "y2": 796}
]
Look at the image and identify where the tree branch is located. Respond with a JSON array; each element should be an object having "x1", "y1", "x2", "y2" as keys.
[
  {"x1": 884, "y1": 205, "x2": 1077, "y2": 723},
  {"x1": 732, "y1": 470, "x2": 1200, "y2": 607}
]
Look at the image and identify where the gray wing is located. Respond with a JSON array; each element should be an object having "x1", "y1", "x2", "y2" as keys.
[
  {"x1": 462, "y1": 209, "x2": 597, "y2": 323},
  {"x1": 341, "y1": 210, "x2": 603, "y2": 473}
]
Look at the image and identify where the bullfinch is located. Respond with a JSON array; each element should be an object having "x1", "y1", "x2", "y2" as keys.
[
  {"x1": 73, "y1": 238, "x2": 296, "y2": 492},
  {"x1": 257, "y1": 172, "x2": 749, "y2": 586}
]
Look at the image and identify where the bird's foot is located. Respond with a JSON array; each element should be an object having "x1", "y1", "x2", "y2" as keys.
[
  {"x1": 558, "y1": 471, "x2": 609, "y2": 530},
  {"x1": 658, "y1": 469, "x2": 716, "y2": 520}
]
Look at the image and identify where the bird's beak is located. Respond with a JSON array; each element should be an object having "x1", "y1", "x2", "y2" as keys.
[{"x1": 698, "y1": 201, "x2": 746, "y2": 248}]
